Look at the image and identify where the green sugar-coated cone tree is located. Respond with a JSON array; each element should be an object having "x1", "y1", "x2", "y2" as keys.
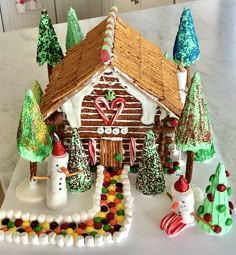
[
  {"x1": 36, "y1": 9, "x2": 64, "y2": 77},
  {"x1": 66, "y1": 128, "x2": 92, "y2": 192},
  {"x1": 197, "y1": 163, "x2": 234, "y2": 235},
  {"x1": 136, "y1": 130, "x2": 165, "y2": 196},
  {"x1": 175, "y1": 72, "x2": 212, "y2": 183},
  {"x1": 16, "y1": 89, "x2": 52, "y2": 180},
  {"x1": 66, "y1": 7, "x2": 84, "y2": 51}
]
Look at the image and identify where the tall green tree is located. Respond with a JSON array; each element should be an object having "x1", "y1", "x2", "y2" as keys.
[
  {"x1": 66, "y1": 128, "x2": 92, "y2": 192},
  {"x1": 136, "y1": 130, "x2": 165, "y2": 196},
  {"x1": 32, "y1": 80, "x2": 43, "y2": 105},
  {"x1": 175, "y1": 72, "x2": 212, "y2": 183},
  {"x1": 173, "y1": 7, "x2": 200, "y2": 88},
  {"x1": 36, "y1": 9, "x2": 64, "y2": 77},
  {"x1": 66, "y1": 7, "x2": 84, "y2": 51},
  {"x1": 17, "y1": 89, "x2": 52, "y2": 179},
  {"x1": 197, "y1": 163, "x2": 233, "y2": 235}
]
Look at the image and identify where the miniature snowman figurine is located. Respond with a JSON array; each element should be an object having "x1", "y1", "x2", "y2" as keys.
[
  {"x1": 160, "y1": 175, "x2": 195, "y2": 236},
  {"x1": 46, "y1": 139, "x2": 69, "y2": 210}
]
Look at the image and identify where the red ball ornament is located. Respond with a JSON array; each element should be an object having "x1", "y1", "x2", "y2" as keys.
[
  {"x1": 170, "y1": 119, "x2": 178, "y2": 127},
  {"x1": 229, "y1": 201, "x2": 234, "y2": 210},
  {"x1": 217, "y1": 184, "x2": 227, "y2": 192},
  {"x1": 213, "y1": 225, "x2": 222, "y2": 233},
  {"x1": 204, "y1": 213, "x2": 212, "y2": 222},
  {"x1": 207, "y1": 193, "x2": 214, "y2": 202}
]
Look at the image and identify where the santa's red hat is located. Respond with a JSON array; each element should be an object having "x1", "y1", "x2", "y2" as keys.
[
  {"x1": 52, "y1": 140, "x2": 66, "y2": 156},
  {"x1": 174, "y1": 175, "x2": 189, "y2": 192}
]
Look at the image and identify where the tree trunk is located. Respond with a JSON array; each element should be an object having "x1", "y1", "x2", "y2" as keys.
[
  {"x1": 186, "y1": 65, "x2": 191, "y2": 89},
  {"x1": 47, "y1": 64, "x2": 53, "y2": 79},
  {"x1": 158, "y1": 133, "x2": 165, "y2": 165},
  {"x1": 185, "y1": 151, "x2": 194, "y2": 183},
  {"x1": 30, "y1": 161, "x2": 37, "y2": 181}
]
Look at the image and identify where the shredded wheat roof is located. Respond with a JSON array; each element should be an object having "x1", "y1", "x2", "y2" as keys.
[{"x1": 40, "y1": 17, "x2": 182, "y2": 118}]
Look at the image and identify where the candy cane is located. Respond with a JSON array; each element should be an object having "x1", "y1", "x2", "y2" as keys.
[
  {"x1": 129, "y1": 137, "x2": 136, "y2": 166},
  {"x1": 94, "y1": 97, "x2": 110, "y2": 125},
  {"x1": 166, "y1": 217, "x2": 186, "y2": 236},
  {"x1": 160, "y1": 212, "x2": 177, "y2": 231},
  {"x1": 88, "y1": 140, "x2": 96, "y2": 166},
  {"x1": 109, "y1": 98, "x2": 126, "y2": 125}
]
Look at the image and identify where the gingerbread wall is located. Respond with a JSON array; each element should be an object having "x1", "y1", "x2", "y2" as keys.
[{"x1": 60, "y1": 70, "x2": 162, "y2": 166}]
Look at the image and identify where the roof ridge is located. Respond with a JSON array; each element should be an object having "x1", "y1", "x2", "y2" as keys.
[{"x1": 101, "y1": 6, "x2": 118, "y2": 64}]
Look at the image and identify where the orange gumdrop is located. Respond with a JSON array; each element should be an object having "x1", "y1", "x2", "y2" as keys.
[
  {"x1": 53, "y1": 228, "x2": 61, "y2": 234},
  {"x1": 114, "y1": 197, "x2": 121, "y2": 204},
  {"x1": 85, "y1": 219, "x2": 94, "y2": 227},
  {"x1": 24, "y1": 226, "x2": 33, "y2": 233},
  {"x1": 100, "y1": 200, "x2": 108, "y2": 206},
  {"x1": 116, "y1": 169, "x2": 122, "y2": 175},
  {"x1": 74, "y1": 228, "x2": 84, "y2": 235},
  {"x1": 109, "y1": 219, "x2": 118, "y2": 226},
  {"x1": 0, "y1": 227, "x2": 8, "y2": 232},
  {"x1": 108, "y1": 190, "x2": 116, "y2": 195},
  {"x1": 109, "y1": 207, "x2": 117, "y2": 214},
  {"x1": 104, "y1": 176, "x2": 110, "y2": 183},
  {"x1": 104, "y1": 172, "x2": 111, "y2": 178}
]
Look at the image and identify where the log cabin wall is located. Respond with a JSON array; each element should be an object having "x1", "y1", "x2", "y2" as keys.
[{"x1": 60, "y1": 70, "x2": 162, "y2": 167}]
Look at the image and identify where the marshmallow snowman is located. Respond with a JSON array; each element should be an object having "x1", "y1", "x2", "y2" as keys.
[
  {"x1": 171, "y1": 175, "x2": 195, "y2": 224},
  {"x1": 46, "y1": 140, "x2": 69, "y2": 210}
]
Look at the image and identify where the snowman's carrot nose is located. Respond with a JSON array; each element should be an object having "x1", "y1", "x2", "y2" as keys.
[
  {"x1": 60, "y1": 167, "x2": 69, "y2": 175},
  {"x1": 171, "y1": 201, "x2": 180, "y2": 210}
]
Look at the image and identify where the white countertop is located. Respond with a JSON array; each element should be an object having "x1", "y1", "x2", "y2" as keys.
[{"x1": 0, "y1": 0, "x2": 236, "y2": 254}]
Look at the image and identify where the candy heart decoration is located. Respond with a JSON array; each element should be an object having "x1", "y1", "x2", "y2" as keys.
[{"x1": 94, "y1": 96, "x2": 126, "y2": 125}]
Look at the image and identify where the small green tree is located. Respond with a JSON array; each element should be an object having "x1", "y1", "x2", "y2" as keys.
[
  {"x1": 173, "y1": 7, "x2": 200, "y2": 88},
  {"x1": 66, "y1": 128, "x2": 92, "y2": 192},
  {"x1": 66, "y1": 7, "x2": 84, "y2": 51},
  {"x1": 36, "y1": 9, "x2": 64, "y2": 77},
  {"x1": 32, "y1": 80, "x2": 43, "y2": 105},
  {"x1": 175, "y1": 72, "x2": 212, "y2": 183},
  {"x1": 197, "y1": 163, "x2": 233, "y2": 235},
  {"x1": 17, "y1": 89, "x2": 52, "y2": 179},
  {"x1": 136, "y1": 130, "x2": 165, "y2": 196}
]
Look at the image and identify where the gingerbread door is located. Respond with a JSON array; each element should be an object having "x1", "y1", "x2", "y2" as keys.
[{"x1": 100, "y1": 139, "x2": 123, "y2": 168}]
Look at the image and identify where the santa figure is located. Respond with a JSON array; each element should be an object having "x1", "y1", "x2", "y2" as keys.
[
  {"x1": 46, "y1": 139, "x2": 69, "y2": 209},
  {"x1": 160, "y1": 175, "x2": 195, "y2": 236}
]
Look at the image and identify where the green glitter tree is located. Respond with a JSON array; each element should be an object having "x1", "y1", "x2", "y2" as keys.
[
  {"x1": 32, "y1": 80, "x2": 43, "y2": 105},
  {"x1": 136, "y1": 130, "x2": 165, "y2": 196},
  {"x1": 173, "y1": 7, "x2": 200, "y2": 88},
  {"x1": 17, "y1": 89, "x2": 52, "y2": 180},
  {"x1": 197, "y1": 163, "x2": 233, "y2": 235},
  {"x1": 66, "y1": 128, "x2": 92, "y2": 192},
  {"x1": 36, "y1": 9, "x2": 64, "y2": 77},
  {"x1": 66, "y1": 7, "x2": 84, "y2": 51},
  {"x1": 175, "y1": 72, "x2": 212, "y2": 183}
]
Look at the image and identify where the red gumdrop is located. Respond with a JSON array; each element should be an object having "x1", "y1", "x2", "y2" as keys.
[
  {"x1": 101, "y1": 194, "x2": 107, "y2": 200},
  {"x1": 173, "y1": 161, "x2": 179, "y2": 166},
  {"x1": 204, "y1": 213, "x2": 212, "y2": 222},
  {"x1": 213, "y1": 225, "x2": 222, "y2": 233},
  {"x1": 170, "y1": 119, "x2": 178, "y2": 127},
  {"x1": 101, "y1": 49, "x2": 111, "y2": 63},
  {"x1": 108, "y1": 202, "x2": 116, "y2": 208},
  {"x1": 168, "y1": 168, "x2": 175, "y2": 174},
  {"x1": 225, "y1": 170, "x2": 230, "y2": 177},
  {"x1": 229, "y1": 201, "x2": 234, "y2": 210},
  {"x1": 217, "y1": 184, "x2": 227, "y2": 192},
  {"x1": 109, "y1": 229, "x2": 116, "y2": 235},
  {"x1": 115, "y1": 187, "x2": 123, "y2": 193},
  {"x1": 207, "y1": 193, "x2": 214, "y2": 202},
  {"x1": 60, "y1": 223, "x2": 69, "y2": 230},
  {"x1": 103, "y1": 182, "x2": 110, "y2": 188}
]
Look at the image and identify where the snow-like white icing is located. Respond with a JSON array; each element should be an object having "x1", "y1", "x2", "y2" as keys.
[
  {"x1": 61, "y1": 70, "x2": 104, "y2": 128},
  {"x1": 177, "y1": 69, "x2": 187, "y2": 104}
]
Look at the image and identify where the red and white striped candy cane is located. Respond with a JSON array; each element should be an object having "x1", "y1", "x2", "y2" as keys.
[
  {"x1": 129, "y1": 137, "x2": 136, "y2": 166},
  {"x1": 94, "y1": 97, "x2": 110, "y2": 125},
  {"x1": 88, "y1": 140, "x2": 96, "y2": 166},
  {"x1": 109, "y1": 98, "x2": 126, "y2": 125}
]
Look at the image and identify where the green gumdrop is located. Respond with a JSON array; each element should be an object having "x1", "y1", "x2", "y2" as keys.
[
  {"x1": 90, "y1": 231, "x2": 98, "y2": 237},
  {"x1": 117, "y1": 210, "x2": 125, "y2": 216},
  {"x1": 218, "y1": 204, "x2": 226, "y2": 213},
  {"x1": 34, "y1": 225, "x2": 42, "y2": 232},
  {"x1": 102, "y1": 187, "x2": 108, "y2": 193},
  {"x1": 163, "y1": 168, "x2": 168, "y2": 174},
  {"x1": 110, "y1": 180, "x2": 117, "y2": 184},
  {"x1": 7, "y1": 221, "x2": 15, "y2": 229},
  {"x1": 93, "y1": 217, "x2": 102, "y2": 223},
  {"x1": 227, "y1": 187, "x2": 232, "y2": 196},
  {"x1": 173, "y1": 165, "x2": 180, "y2": 170},
  {"x1": 103, "y1": 224, "x2": 111, "y2": 232},
  {"x1": 209, "y1": 174, "x2": 215, "y2": 182},
  {"x1": 198, "y1": 205, "x2": 204, "y2": 214},
  {"x1": 206, "y1": 185, "x2": 210, "y2": 193},
  {"x1": 165, "y1": 157, "x2": 172, "y2": 163},
  {"x1": 59, "y1": 231, "x2": 67, "y2": 236},
  {"x1": 114, "y1": 154, "x2": 122, "y2": 161},
  {"x1": 225, "y1": 218, "x2": 233, "y2": 226},
  {"x1": 116, "y1": 193, "x2": 124, "y2": 200},
  {"x1": 130, "y1": 166, "x2": 138, "y2": 173},
  {"x1": 90, "y1": 166, "x2": 97, "y2": 172}
]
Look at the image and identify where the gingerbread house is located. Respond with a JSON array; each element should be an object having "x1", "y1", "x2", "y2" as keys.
[{"x1": 40, "y1": 7, "x2": 182, "y2": 169}]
